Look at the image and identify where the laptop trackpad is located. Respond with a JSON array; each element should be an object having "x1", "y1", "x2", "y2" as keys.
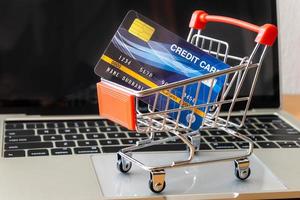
[{"x1": 92, "y1": 151, "x2": 286, "y2": 198}]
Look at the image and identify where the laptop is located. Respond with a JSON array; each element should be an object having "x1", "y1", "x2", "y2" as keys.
[{"x1": 0, "y1": 0, "x2": 300, "y2": 199}]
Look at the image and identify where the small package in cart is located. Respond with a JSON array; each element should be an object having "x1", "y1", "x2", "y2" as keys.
[{"x1": 94, "y1": 10, "x2": 229, "y2": 130}]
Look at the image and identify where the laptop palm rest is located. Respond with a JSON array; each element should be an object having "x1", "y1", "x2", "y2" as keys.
[{"x1": 92, "y1": 151, "x2": 286, "y2": 198}]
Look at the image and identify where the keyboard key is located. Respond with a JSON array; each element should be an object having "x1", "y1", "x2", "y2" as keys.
[
  {"x1": 5, "y1": 135, "x2": 41, "y2": 143},
  {"x1": 267, "y1": 129, "x2": 300, "y2": 135},
  {"x1": 46, "y1": 122, "x2": 65, "y2": 128},
  {"x1": 247, "y1": 129, "x2": 268, "y2": 135},
  {"x1": 65, "y1": 134, "x2": 85, "y2": 140},
  {"x1": 66, "y1": 121, "x2": 85, "y2": 128},
  {"x1": 86, "y1": 121, "x2": 97, "y2": 127},
  {"x1": 95, "y1": 120, "x2": 105, "y2": 127},
  {"x1": 56, "y1": 141, "x2": 76, "y2": 147},
  {"x1": 99, "y1": 127, "x2": 118, "y2": 132},
  {"x1": 154, "y1": 132, "x2": 169, "y2": 137},
  {"x1": 5, "y1": 123, "x2": 24, "y2": 130},
  {"x1": 37, "y1": 129, "x2": 56, "y2": 135},
  {"x1": 244, "y1": 118, "x2": 259, "y2": 123},
  {"x1": 277, "y1": 141, "x2": 299, "y2": 148},
  {"x1": 36, "y1": 123, "x2": 45, "y2": 129},
  {"x1": 166, "y1": 138, "x2": 184, "y2": 144},
  {"x1": 242, "y1": 123, "x2": 256, "y2": 129},
  {"x1": 102, "y1": 146, "x2": 129, "y2": 153},
  {"x1": 105, "y1": 120, "x2": 116, "y2": 126},
  {"x1": 28, "y1": 149, "x2": 49, "y2": 157},
  {"x1": 257, "y1": 142, "x2": 279, "y2": 148},
  {"x1": 86, "y1": 133, "x2": 106, "y2": 139},
  {"x1": 51, "y1": 148, "x2": 72, "y2": 155},
  {"x1": 26, "y1": 123, "x2": 44, "y2": 129},
  {"x1": 4, "y1": 150, "x2": 26, "y2": 157},
  {"x1": 153, "y1": 137, "x2": 165, "y2": 141},
  {"x1": 137, "y1": 144, "x2": 186, "y2": 152},
  {"x1": 58, "y1": 128, "x2": 77, "y2": 134},
  {"x1": 256, "y1": 116, "x2": 283, "y2": 123},
  {"x1": 248, "y1": 135, "x2": 265, "y2": 141},
  {"x1": 229, "y1": 117, "x2": 241, "y2": 124},
  {"x1": 77, "y1": 140, "x2": 98, "y2": 146},
  {"x1": 99, "y1": 139, "x2": 119, "y2": 145},
  {"x1": 199, "y1": 143, "x2": 211, "y2": 150},
  {"x1": 119, "y1": 127, "x2": 129, "y2": 131},
  {"x1": 265, "y1": 135, "x2": 300, "y2": 141},
  {"x1": 74, "y1": 147, "x2": 100, "y2": 154},
  {"x1": 224, "y1": 136, "x2": 243, "y2": 142},
  {"x1": 5, "y1": 142, "x2": 53, "y2": 150},
  {"x1": 26, "y1": 124, "x2": 35, "y2": 129},
  {"x1": 199, "y1": 131, "x2": 209, "y2": 136},
  {"x1": 128, "y1": 132, "x2": 148, "y2": 138},
  {"x1": 107, "y1": 132, "x2": 127, "y2": 138},
  {"x1": 121, "y1": 138, "x2": 139, "y2": 145},
  {"x1": 254, "y1": 123, "x2": 275, "y2": 129},
  {"x1": 44, "y1": 135, "x2": 63, "y2": 141},
  {"x1": 233, "y1": 129, "x2": 249, "y2": 135},
  {"x1": 209, "y1": 130, "x2": 229, "y2": 136},
  {"x1": 231, "y1": 116, "x2": 257, "y2": 123},
  {"x1": 5, "y1": 130, "x2": 35, "y2": 136},
  {"x1": 236, "y1": 142, "x2": 258, "y2": 149},
  {"x1": 272, "y1": 122, "x2": 293, "y2": 129},
  {"x1": 79, "y1": 128, "x2": 97, "y2": 133},
  {"x1": 211, "y1": 142, "x2": 238, "y2": 150},
  {"x1": 204, "y1": 136, "x2": 225, "y2": 143}
]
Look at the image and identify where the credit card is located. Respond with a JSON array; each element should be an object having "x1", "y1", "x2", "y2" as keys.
[{"x1": 94, "y1": 10, "x2": 229, "y2": 130}]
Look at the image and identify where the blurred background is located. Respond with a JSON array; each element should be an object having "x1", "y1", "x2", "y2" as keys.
[
  {"x1": 278, "y1": 0, "x2": 300, "y2": 94},
  {"x1": 0, "y1": 0, "x2": 298, "y2": 114}
]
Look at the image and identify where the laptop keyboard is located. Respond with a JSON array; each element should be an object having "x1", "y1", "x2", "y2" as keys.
[{"x1": 3, "y1": 115, "x2": 300, "y2": 158}]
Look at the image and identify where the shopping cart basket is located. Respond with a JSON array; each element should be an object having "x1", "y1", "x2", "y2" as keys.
[{"x1": 97, "y1": 10, "x2": 277, "y2": 193}]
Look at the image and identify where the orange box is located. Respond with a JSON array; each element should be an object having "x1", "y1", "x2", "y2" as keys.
[{"x1": 97, "y1": 82, "x2": 137, "y2": 130}]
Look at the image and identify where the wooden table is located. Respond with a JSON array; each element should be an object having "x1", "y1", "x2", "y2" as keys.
[{"x1": 283, "y1": 95, "x2": 300, "y2": 120}]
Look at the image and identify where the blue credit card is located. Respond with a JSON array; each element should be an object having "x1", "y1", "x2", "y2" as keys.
[{"x1": 94, "y1": 10, "x2": 229, "y2": 130}]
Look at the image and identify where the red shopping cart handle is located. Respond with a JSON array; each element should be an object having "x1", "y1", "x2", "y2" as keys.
[{"x1": 189, "y1": 10, "x2": 277, "y2": 46}]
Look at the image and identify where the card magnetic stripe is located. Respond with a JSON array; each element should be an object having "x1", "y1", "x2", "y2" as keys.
[{"x1": 101, "y1": 54, "x2": 205, "y2": 118}]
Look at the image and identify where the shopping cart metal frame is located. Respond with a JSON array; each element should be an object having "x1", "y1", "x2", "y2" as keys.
[{"x1": 97, "y1": 10, "x2": 277, "y2": 193}]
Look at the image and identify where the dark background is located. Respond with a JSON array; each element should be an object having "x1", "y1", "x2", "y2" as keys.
[{"x1": 0, "y1": 0, "x2": 279, "y2": 114}]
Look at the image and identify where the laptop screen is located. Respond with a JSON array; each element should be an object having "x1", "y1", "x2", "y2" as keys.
[{"x1": 0, "y1": 0, "x2": 279, "y2": 115}]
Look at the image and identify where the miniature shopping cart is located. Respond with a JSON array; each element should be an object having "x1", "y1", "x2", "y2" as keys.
[{"x1": 97, "y1": 10, "x2": 277, "y2": 193}]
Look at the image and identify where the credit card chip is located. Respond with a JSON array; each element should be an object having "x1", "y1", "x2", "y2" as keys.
[{"x1": 128, "y1": 18, "x2": 155, "y2": 42}]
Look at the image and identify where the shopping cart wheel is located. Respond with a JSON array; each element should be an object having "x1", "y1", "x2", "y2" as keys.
[
  {"x1": 234, "y1": 158, "x2": 251, "y2": 180},
  {"x1": 116, "y1": 153, "x2": 132, "y2": 173},
  {"x1": 149, "y1": 170, "x2": 166, "y2": 193}
]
